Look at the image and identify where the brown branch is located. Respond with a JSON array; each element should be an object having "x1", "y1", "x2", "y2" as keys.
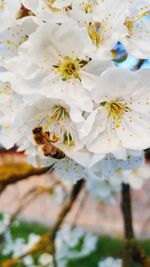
[
  {"x1": 121, "y1": 183, "x2": 134, "y2": 240},
  {"x1": 123, "y1": 240, "x2": 150, "y2": 267},
  {"x1": 121, "y1": 183, "x2": 150, "y2": 267},
  {"x1": 0, "y1": 164, "x2": 54, "y2": 194},
  {"x1": 121, "y1": 183, "x2": 134, "y2": 267},
  {"x1": 71, "y1": 188, "x2": 87, "y2": 229},
  {"x1": 50, "y1": 178, "x2": 85, "y2": 267},
  {"x1": 51, "y1": 178, "x2": 85, "y2": 241}
]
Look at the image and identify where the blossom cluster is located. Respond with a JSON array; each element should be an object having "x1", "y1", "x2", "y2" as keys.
[
  {"x1": 99, "y1": 257, "x2": 122, "y2": 267},
  {"x1": 0, "y1": 0, "x2": 150, "y2": 185},
  {"x1": 1, "y1": 214, "x2": 97, "y2": 267}
]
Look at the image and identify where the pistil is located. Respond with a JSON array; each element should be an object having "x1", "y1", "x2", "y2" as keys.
[
  {"x1": 101, "y1": 98, "x2": 131, "y2": 128},
  {"x1": 54, "y1": 56, "x2": 84, "y2": 81}
]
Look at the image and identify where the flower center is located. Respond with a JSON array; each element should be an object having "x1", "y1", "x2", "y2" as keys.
[
  {"x1": 0, "y1": 0, "x2": 5, "y2": 10},
  {"x1": 124, "y1": 19, "x2": 134, "y2": 35},
  {"x1": 84, "y1": 3, "x2": 93, "y2": 13},
  {"x1": 37, "y1": 105, "x2": 75, "y2": 147},
  {"x1": 45, "y1": 0, "x2": 60, "y2": 12},
  {"x1": 0, "y1": 82, "x2": 11, "y2": 95},
  {"x1": 87, "y1": 22, "x2": 103, "y2": 48},
  {"x1": 81, "y1": 1, "x2": 93, "y2": 13},
  {"x1": 54, "y1": 56, "x2": 86, "y2": 81},
  {"x1": 101, "y1": 98, "x2": 131, "y2": 128},
  {"x1": 81, "y1": 0, "x2": 98, "y2": 14},
  {"x1": 125, "y1": 10, "x2": 150, "y2": 36},
  {"x1": 50, "y1": 105, "x2": 70, "y2": 122}
]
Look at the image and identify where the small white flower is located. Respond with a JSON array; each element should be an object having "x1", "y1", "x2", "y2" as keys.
[
  {"x1": 88, "y1": 151, "x2": 144, "y2": 177},
  {"x1": 99, "y1": 257, "x2": 122, "y2": 267},
  {"x1": 121, "y1": 0, "x2": 150, "y2": 58},
  {"x1": 71, "y1": 0, "x2": 128, "y2": 59},
  {"x1": 28, "y1": 151, "x2": 89, "y2": 182},
  {"x1": 23, "y1": 256, "x2": 34, "y2": 266},
  {"x1": 87, "y1": 152, "x2": 144, "y2": 202},
  {"x1": 56, "y1": 225, "x2": 97, "y2": 267},
  {"x1": 22, "y1": 0, "x2": 71, "y2": 24},
  {"x1": 14, "y1": 96, "x2": 85, "y2": 157},
  {"x1": 27, "y1": 233, "x2": 41, "y2": 249},
  {"x1": 0, "y1": 0, "x2": 21, "y2": 31},
  {"x1": 87, "y1": 176, "x2": 121, "y2": 204},
  {"x1": 0, "y1": 79, "x2": 23, "y2": 149},
  {"x1": 13, "y1": 96, "x2": 93, "y2": 181},
  {"x1": 81, "y1": 68, "x2": 150, "y2": 154},
  {"x1": 0, "y1": 17, "x2": 37, "y2": 66},
  {"x1": 0, "y1": 80, "x2": 22, "y2": 122},
  {"x1": 53, "y1": 0, "x2": 128, "y2": 59},
  {"x1": 39, "y1": 253, "x2": 53, "y2": 266},
  {"x1": 0, "y1": 213, "x2": 11, "y2": 234},
  {"x1": 9, "y1": 22, "x2": 112, "y2": 111},
  {"x1": 121, "y1": 162, "x2": 150, "y2": 190}
]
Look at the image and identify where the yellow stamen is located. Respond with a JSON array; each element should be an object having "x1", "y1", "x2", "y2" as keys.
[
  {"x1": 87, "y1": 22, "x2": 103, "y2": 48},
  {"x1": 0, "y1": 0, "x2": 5, "y2": 10},
  {"x1": 6, "y1": 40, "x2": 18, "y2": 48},
  {"x1": 84, "y1": 3, "x2": 93, "y2": 13},
  {"x1": 54, "y1": 56, "x2": 83, "y2": 81},
  {"x1": 63, "y1": 131, "x2": 75, "y2": 146},
  {"x1": 39, "y1": 105, "x2": 75, "y2": 147},
  {"x1": 101, "y1": 99, "x2": 131, "y2": 128},
  {"x1": 45, "y1": 0, "x2": 61, "y2": 12},
  {"x1": 51, "y1": 105, "x2": 69, "y2": 121},
  {"x1": 0, "y1": 83, "x2": 11, "y2": 94},
  {"x1": 125, "y1": 10, "x2": 150, "y2": 36}
]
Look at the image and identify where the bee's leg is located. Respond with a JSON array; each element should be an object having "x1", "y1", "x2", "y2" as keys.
[{"x1": 50, "y1": 134, "x2": 59, "y2": 143}]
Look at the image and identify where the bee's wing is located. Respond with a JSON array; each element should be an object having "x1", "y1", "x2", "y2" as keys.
[{"x1": 35, "y1": 145, "x2": 42, "y2": 167}]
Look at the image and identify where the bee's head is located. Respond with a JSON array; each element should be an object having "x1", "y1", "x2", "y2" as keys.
[{"x1": 32, "y1": 127, "x2": 42, "y2": 134}]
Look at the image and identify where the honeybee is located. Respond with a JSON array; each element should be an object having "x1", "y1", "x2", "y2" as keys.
[{"x1": 32, "y1": 126, "x2": 65, "y2": 159}]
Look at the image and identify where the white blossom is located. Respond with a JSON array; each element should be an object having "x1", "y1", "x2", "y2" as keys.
[
  {"x1": 13, "y1": 97, "x2": 86, "y2": 160},
  {"x1": 22, "y1": 0, "x2": 72, "y2": 24},
  {"x1": 54, "y1": 0, "x2": 128, "y2": 59},
  {"x1": 81, "y1": 68, "x2": 150, "y2": 155},
  {"x1": 39, "y1": 253, "x2": 53, "y2": 266},
  {"x1": 8, "y1": 22, "x2": 113, "y2": 111},
  {"x1": 0, "y1": 79, "x2": 23, "y2": 148},
  {"x1": 87, "y1": 152, "x2": 145, "y2": 202},
  {"x1": 121, "y1": 0, "x2": 150, "y2": 58},
  {"x1": 121, "y1": 162, "x2": 150, "y2": 190},
  {"x1": 0, "y1": 17, "x2": 37, "y2": 66},
  {"x1": 0, "y1": 0, "x2": 21, "y2": 31},
  {"x1": 99, "y1": 257, "x2": 122, "y2": 267},
  {"x1": 56, "y1": 225, "x2": 97, "y2": 267}
]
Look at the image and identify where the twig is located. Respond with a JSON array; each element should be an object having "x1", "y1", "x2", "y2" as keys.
[
  {"x1": 121, "y1": 183, "x2": 134, "y2": 267},
  {"x1": 50, "y1": 179, "x2": 85, "y2": 241},
  {"x1": 71, "y1": 188, "x2": 88, "y2": 229},
  {"x1": 121, "y1": 183, "x2": 134, "y2": 240},
  {"x1": 50, "y1": 179, "x2": 85, "y2": 267},
  {"x1": 0, "y1": 164, "x2": 54, "y2": 194},
  {"x1": 121, "y1": 183, "x2": 150, "y2": 267}
]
